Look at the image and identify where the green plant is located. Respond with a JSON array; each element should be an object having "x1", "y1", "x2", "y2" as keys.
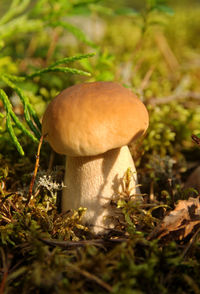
[
  {"x1": 0, "y1": 0, "x2": 98, "y2": 155},
  {"x1": 0, "y1": 54, "x2": 95, "y2": 155},
  {"x1": 1, "y1": 1, "x2": 200, "y2": 293}
]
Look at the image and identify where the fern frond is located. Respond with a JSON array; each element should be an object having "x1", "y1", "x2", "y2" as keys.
[
  {"x1": 0, "y1": 89, "x2": 38, "y2": 155},
  {"x1": 27, "y1": 66, "x2": 91, "y2": 78},
  {"x1": 50, "y1": 53, "x2": 96, "y2": 67},
  {"x1": 0, "y1": 0, "x2": 30, "y2": 26},
  {"x1": 6, "y1": 112, "x2": 25, "y2": 156},
  {"x1": 2, "y1": 75, "x2": 41, "y2": 139}
]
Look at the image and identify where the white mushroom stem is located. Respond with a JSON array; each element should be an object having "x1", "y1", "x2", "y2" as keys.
[{"x1": 62, "y1": 145, "x2": 140, "y2": 234}]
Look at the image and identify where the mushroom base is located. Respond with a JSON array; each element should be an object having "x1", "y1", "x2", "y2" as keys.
[{"x1": 62, "y1": 145, "x2": 140, "y2": 234}]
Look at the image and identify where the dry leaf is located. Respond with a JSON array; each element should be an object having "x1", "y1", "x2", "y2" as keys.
[{"x1": 148, "y1": 197, "x2": 200, "y2": 242}]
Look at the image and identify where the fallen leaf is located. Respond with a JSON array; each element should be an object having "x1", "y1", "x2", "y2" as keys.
[{"x1": 148, "y1": 197, "x2": 200, "y2": 242}]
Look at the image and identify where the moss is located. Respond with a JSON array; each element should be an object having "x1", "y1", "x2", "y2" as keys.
[{"x1": 1, "y1": 0, "x2": 200, "y2": 293}]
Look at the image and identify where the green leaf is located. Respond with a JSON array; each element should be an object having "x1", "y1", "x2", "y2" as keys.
[
  {"x1": 151, "y1": 4, "x2": 174, "y2": 15},
  {"x1": 0, "y1": 16, "x2": 43, "y2": 41},
  {"x1": 70, "y1": 0, "x2": 101, "y2": 15},
  {"x1": 114, "y1": 7, "x2": 139, "y2": 16},
  {"x1": 0, "y1": 0, "x2": 30, "y2": 26}
]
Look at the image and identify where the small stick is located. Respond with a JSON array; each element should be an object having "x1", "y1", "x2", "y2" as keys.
[
  {"x1": 150, "y1": 92, "x2": 200, "y2": 106},
  {"x1": 0, "y1": 270, "x2": 8, "y2": 294},
  {"x1": 140, "y1": 65, "x2": 155, "y2": 92},
  {"x1": 27, "y1": 135, "x2": 44, "y2": 205},
  {"x1": 155, "y1": 31, "x2": 179, "y2": 72}
]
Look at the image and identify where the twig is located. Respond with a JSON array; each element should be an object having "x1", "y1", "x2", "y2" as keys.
[
  {"x1": 181, "y1": 227, "x2": 200, "y2": 259},
  {"x1": 39, "y1": 238, "x2": 128, "y2": 249},
  {"x1": 155, "y1": 31, "x2": 179, "y2": 72},
  {"x1": 0, "y1": 214, "x2": 12, "y2": 223},
  {"x1": 27, "y1": 135, "x2": 44, "y2": 205},
  {"x1": 183, "y1": 274, "x2": 200, "y2": 294},
  {"x1": 1, "y1": 192, "x2": 20, "y2": 203},
  {"x1": 0, "y1": 268, "x2": 8, "y2": 294},
  {"x1": 149, "y1": 91, "x2": 200, "y2": 106},
  {"x1": 0, "y1": 248, "x2": 9, "y2": 294},
  {"x1": 46, "y1": 28, "x2": 62, "y2": 65},
  {"x1": 140, "y1": 66, "x2": 155, "y2": 92}
]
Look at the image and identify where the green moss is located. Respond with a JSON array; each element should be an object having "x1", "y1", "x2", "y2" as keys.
[{"x1": 1, "y1": 0, "x2": 200, "y2": 293}]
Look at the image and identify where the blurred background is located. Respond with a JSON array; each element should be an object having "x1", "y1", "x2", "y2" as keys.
[{"x1": 0, "y1": 0, "x2": 200, "y2": 198}]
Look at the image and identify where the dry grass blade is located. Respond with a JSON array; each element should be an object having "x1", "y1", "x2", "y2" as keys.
[
  {"x1": 155, "y1": 31, "x2": 179, "y2": 72},
  {"x1": 0, "y1": 248, "x2": 9, "y2": 294},
  {"x1": 66, "y1": 263, "x2": 113, "y2": 292},
  {"x1": 183, "y1": 274, "x2": 200, "y2": 294},
  {"x1": 27, "y1": 135, "x2": 44, "y2": 205}
]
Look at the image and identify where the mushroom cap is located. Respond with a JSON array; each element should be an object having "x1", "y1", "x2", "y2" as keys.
[{"x1": 42, "y1": 81, "x2": 149, "y2": 156}]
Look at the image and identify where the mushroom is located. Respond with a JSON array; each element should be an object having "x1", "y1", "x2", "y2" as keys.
[{"x1": 42, "y1": 81, "x2": 149, "y2": 233}]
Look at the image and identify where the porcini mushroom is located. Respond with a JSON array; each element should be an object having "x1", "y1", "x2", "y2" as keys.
[{"x1": 42, "y1": 81, "x2": 149, "y2": 233}]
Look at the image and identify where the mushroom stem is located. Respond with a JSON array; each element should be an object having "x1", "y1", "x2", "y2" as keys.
[{"x1": 62, "y1": 145, "x2": 140, "y2": 233}]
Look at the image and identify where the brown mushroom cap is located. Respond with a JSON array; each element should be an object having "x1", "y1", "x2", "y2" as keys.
[{"x1": 42, "y1": 81, "x2": 149, "y2": 156}]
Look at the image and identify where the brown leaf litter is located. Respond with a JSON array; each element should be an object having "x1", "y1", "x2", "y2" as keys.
[{"x1": 148, "y1": 196, "x2": 200, "y2": 242}]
